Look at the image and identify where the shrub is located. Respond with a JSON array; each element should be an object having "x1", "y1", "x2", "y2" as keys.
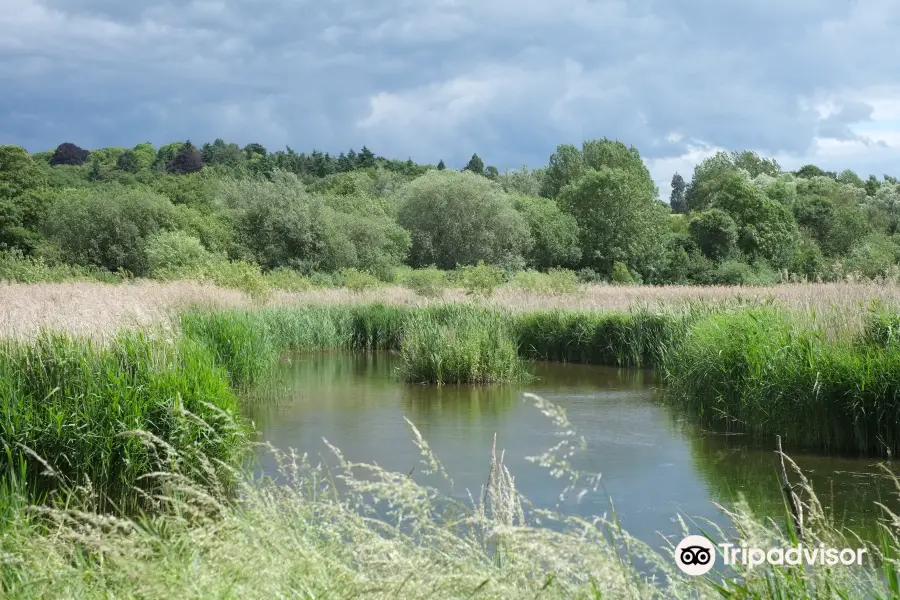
[
  {"x1": 458, "y1": 262, "x2": 504, "y2": 297},
  {"x1": 400, "y1": 267, "x2": 448, "y2": 298},
  {"x1": 700, "y1": 259, "x2": 779, "y2": 286},
  {"x1": 512, "y1": 268, "x2": 579, "y2": 294},
  {"x1": 610, "y1": 261, "x2": 635, "y2": 284},
  {"x1": 145, "y1": 230, "x2": 212, "y2": 277},
  {"x1": 202, "y1": 260, "x2": 272, "y2": 300},
  {"x1": 844, "y1": 233, "x2": 900, "y2": 280},
  {"x1": 576, "y1": 267, "x2": 606, "y2": 284},
  {"x1": 0, "y1": 249, "x2": 130, "y2": 284},
  {"x1": 264, "y1": 267, "x2": 316, "y2": 292},
  {"x1": 338, "y1": 268, "x2": 381, "y2": 292}
]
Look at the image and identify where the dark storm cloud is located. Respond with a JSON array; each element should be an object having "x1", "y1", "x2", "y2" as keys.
[{"x1": 2, "y1": 0, "x2": 900, "y2": 183}]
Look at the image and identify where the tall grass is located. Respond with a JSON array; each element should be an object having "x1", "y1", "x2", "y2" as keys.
[
  {"x1": 667, "y1": 307, "x2": 900, "y2": 456},
  {"x1": 179, "y1": 304, "x2": 409, "y2": 386},
  {"x1": 10, "y1": 297, "x2": 900, "y2": 520},
  {"x1": 0, "y1": 331, "x2": 247, "y2": 512},
  {"x1": 1, "y1": 393, "x2": 895, "y2": 598},
  {"x1": 398, "y1": 306, "x2": 527, "y2": 384},
  {"x1": 514, "y1": 308, "x2": 691, "y2": 368}
]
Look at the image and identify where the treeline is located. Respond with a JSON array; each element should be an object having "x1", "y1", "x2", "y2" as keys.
[{"x1": 1, "y1": 137, "x2": 899, "y2": 286}]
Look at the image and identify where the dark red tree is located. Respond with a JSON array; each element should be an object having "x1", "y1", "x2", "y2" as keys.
[
  {"x1": 49, "y1": 142, "x2": 90, "y2": 166},
  {"x1": 167, "y1": 141, "x2": 205, "y2": 175}
]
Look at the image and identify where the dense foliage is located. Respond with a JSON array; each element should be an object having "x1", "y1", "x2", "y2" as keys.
[{"x1": 2, "y1": 138, "x2": 899, "y2": 285}]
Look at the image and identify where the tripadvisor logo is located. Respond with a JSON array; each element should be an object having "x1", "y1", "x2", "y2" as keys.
[
  {"x1": 674, "y1": 535, "x2": 868, "y2": 576},
  {"x1": 675, "y1": 535, "x2": 716, "y2": 576}
]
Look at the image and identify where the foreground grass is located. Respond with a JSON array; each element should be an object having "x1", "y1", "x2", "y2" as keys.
[
  {"x1": 0, "y1": 332, "x2": 248, "y2": 512},
  {"x1": 2, "y1": 394, "x2": 895, "y2": 599}
]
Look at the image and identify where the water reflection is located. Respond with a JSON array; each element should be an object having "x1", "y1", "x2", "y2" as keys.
[{"x1": 243, "y1": 351, "x2": 899, "y2": 548}]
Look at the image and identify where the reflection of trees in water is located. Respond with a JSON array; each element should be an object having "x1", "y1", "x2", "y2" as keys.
[
  {"x1": 402, "y1": 383, "x2": 520, "y2": 420},
  {"x1": 683, "y1": 421, "x2": 899, "y2": 542},
  {"x1": 528, "y1": 361, "x2": 663, "y2": 392}
]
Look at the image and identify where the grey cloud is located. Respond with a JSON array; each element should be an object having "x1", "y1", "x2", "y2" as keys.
[{"x1": 1, "y1": 0, "x2": 900, "y2": 178}]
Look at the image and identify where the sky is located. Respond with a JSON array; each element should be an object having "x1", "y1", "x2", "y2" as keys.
[{"x1": 2, "y1": 0, "x2": 900, "y2": 196}]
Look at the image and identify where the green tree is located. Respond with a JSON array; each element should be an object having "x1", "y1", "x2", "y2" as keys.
[
  {"x1": 201, "y1": 139, "x2": 245, "y2": 169},
  {"x1": 865, "y1": 174, "x2": 880, "y2": 197},
  {"x1": 0, "y1": 146, "x2": 49, "y2": 253},
  {"x1": 116, "y1": 149, "x2": 141, "y2": 174},
  {"x1": 87, "y1": 157, "x2": 103, "y2": 182},
  {"x1": 836, "y1": 169, "x2": 864, "y2": 188},
  {"x1": 795, "y1": 164, "x2": 836, "y2": 180},
  {"x1": 542, "y1": 139, "x2": 656, "y2": 200},
  {"x1": 395, "y1": 170, "x2": 531, "y2": 269},
  {"x1": 670, "y1": 172, "x2": 687, "y2": 213},
  {"x1": 243, "y1": 143, "x2": 268, "y2": 159},
  {"x1": 221, "y1": 170, "x2": 408, "y2": 274},
  {"x1": 436, "y1": 159, "x2": 446, "y2": 171},
  {"x1": 498, "y1": 164, "x2": 543, "y2": 197},
  {"x1": 689, "y1": 208, "x2": 738, "y2": 260},
  {"x1": 152, "y1": 143, "x2": 184, "y2": 172},
  {"x1": 731, "y1": 150, "x2": 781, "y2": 178},
  {"x1": 358, "y1": 146, "x2": 376, "y2": 169},
  {"x1": 44, "y1": 184, "x2": 175, "y2": 275},
  {"x1": 511, "y1": 195, "x2": 581, "y2": 269},
  {"x1": 131, "y1": 143, "x2": 156, "y2": 170},
  {"x1": 484, "y1": 165, "x2": 499, "y2": 179},
  {"x1": 704, "y1": 171, "x2": 799, "y2": 268},
  {"x1": 463, "y1": 153, "x2": 485, "y2": 175},
  {"x1": 558, "y1": 167, "x2": 668, "y2": 278}
]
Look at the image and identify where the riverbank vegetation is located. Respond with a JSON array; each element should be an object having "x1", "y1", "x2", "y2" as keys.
[
  {"x1": 2, "y1": 391, "x2": 898, "y2": 598},
  {"x1": 3, "y1": 294, "x2": 900, "y2": 595}
]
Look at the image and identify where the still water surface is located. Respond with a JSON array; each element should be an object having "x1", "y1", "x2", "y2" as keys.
[{"x1": 245, "y1": 352, "x2": 897, "y2": 548}]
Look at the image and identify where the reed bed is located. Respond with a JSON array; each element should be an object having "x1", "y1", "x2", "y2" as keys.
[
  {"x1": 0, "y1": 331, "x2": 247, "y2": 512},
  {"x1": 4, "y1": 280, "x2": 900, "y2": 341},
  {"x1": 8, "y1": 297, "x2": 900, "y2": 518},
  {"x1": 667, "y1": 307, "x2": 900, "y2": 456},
  {"x1": 398, "y1": 307, "x2": 527, "y2": 384},
  {"x1": 178, "y1": 303, "x2": 688, "y2": 386}
]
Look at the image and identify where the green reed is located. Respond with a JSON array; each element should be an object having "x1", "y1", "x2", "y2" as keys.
[{"x1": 0, "y1": 331, "x2": 247, "y2": 512}]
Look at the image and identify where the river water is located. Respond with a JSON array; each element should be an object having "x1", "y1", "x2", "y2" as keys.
[{"x1": 245, "y1": 351, "x2": 897, "y2": 549}]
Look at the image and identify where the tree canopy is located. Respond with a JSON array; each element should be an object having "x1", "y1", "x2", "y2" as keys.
[{"x1": 3, "y1": 135, "x2": 898, "y2": 286}]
